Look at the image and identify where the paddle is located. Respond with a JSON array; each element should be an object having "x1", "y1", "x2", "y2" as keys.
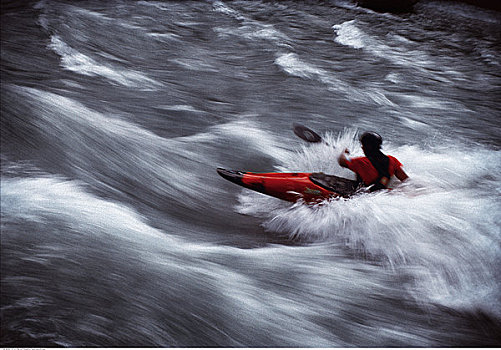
[{"x1": 292, "y1": 123, "x2": 326, "y2": 144}]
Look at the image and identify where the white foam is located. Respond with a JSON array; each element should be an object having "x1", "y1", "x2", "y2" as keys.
[
  {"x1": 399, "y1": 93, "x2": 470, "y2": 112},
  {"x1": 246, "y1": 26, "x2": 289, "y2": 42},
  {"x1": 399, "y1": 116, "x2": 432, "y2": 131},
  {"x1": 332, "y1": 20, "x2": 365, "y2": 49},
  {"x1": 1, "y1": 176, "x2": 168, "y2": 242},
  {"x1": 212, "y1": 1, "x2": 246, "y2": 21},
  {"x1": 275, "y1": 52, "x2": 325, "y2": 79},
  {"x1": 137, "y1": 0, "x2": 170, "y2": 11},
  {"x1": 156, "y1": 104, "x2": 202, "y2": 113},
  {"x1": 332, "y1": 20, "x2": 435, "y2": 70},
  {"x1": 331, "y1": 20, "x2": 480, "y2": 111},
  {"x1": 171, "y1": 57, "x2": 218, "y2": 72},
  {"x1": 275, "y1": 53, "x2": 395, "y2": 106},
  {"x1": 146, "y1": 32, "x2": 181, "y2": 41},
  {"x1": 48, "y1": 35, "x2": 161, "y2": 90},
  {"x1": 70, "y1": 6, "x2": 112, "y2": 21},
  {"x1": 215, "y1": 24, "x2": 290, "y2": 45},
  {"x1": 236, "y1": 129, "x2": 501, "y2": 313},
  {"x1": 212, "y1": 1, "x2": 291, "y2": 48}
]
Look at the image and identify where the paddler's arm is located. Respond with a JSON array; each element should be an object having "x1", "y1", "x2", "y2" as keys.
[
  {"x1": 395, "y1": 166, "x2": 409, "y2": 182},
  {"x1": 338, "y1": 148, "x2": 350, "y2": 168}
]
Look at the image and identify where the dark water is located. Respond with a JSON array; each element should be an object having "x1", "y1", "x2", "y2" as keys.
[{"x1": 1, "y1": 0, "x2": 501, "y2": 347}]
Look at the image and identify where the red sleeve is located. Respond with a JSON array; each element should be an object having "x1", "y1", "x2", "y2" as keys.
[
  {"x1": 346, "y1": 157, "x2": 364, "y2": 173},
  {"x1": 388, "y1": 156, "x2": 403, "y2": 175}
]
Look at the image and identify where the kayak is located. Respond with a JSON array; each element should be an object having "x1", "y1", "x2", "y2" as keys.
[{"x1": 217, "y1": 168, "x2": 359, "y2": 203}]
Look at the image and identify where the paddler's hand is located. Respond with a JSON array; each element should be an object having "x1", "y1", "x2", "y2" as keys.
[{"x1": 338, "y1": 148, "x2": 350, "y2": 168}]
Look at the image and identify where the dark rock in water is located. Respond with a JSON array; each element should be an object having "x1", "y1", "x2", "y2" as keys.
[{"x1": 357, "y1": 0, "x2": 418, "y2": 13}]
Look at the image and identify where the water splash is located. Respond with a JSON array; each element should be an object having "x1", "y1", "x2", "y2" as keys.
[{"x1": 236, "y1": 129, "x2": 501, "y2": 315}]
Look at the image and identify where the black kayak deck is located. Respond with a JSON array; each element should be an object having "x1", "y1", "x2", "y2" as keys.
[{"x1": 309, "y1": 173, "x2": 360, "y2": 197}]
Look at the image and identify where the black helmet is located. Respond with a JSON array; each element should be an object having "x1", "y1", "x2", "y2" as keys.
[{"x1": 360, "y1": 131, "x2": 382, "y2": 149}]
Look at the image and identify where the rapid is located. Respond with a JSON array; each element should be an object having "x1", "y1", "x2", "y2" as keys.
[{"x1": 1, "y1": 0, "x2": 500, "y2": 347}]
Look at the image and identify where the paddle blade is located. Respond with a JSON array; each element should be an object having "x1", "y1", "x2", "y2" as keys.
[{"x1": 293, "y1": 123, "x2": 323, "y2": 143}]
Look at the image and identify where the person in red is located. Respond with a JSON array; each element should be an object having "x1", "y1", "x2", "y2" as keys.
[{"x1": 338, "y1": 131, "x2": 408, "y2": 191}]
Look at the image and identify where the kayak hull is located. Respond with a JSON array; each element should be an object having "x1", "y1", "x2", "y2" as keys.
[{"x1": 217, "y1": 168, "x2": 358, "y2": 203}]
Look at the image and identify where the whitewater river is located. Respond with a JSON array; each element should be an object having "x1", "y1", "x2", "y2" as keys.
[{"x1": 1, "y1": 0, "x2": 500, "y2": 347}]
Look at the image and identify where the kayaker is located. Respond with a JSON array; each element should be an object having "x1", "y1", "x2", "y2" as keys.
[{"x1": 338, "y1": 131, "x2": 408, "y2": 191}]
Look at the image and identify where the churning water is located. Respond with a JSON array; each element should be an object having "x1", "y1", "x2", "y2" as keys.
[{"x1": 1, "y1": 0, "x2": 500, "y2": 347}]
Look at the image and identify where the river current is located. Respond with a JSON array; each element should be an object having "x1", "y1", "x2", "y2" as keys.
[{"x1": 1, "y1": 0, "x2": 500, "y2": 347}]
